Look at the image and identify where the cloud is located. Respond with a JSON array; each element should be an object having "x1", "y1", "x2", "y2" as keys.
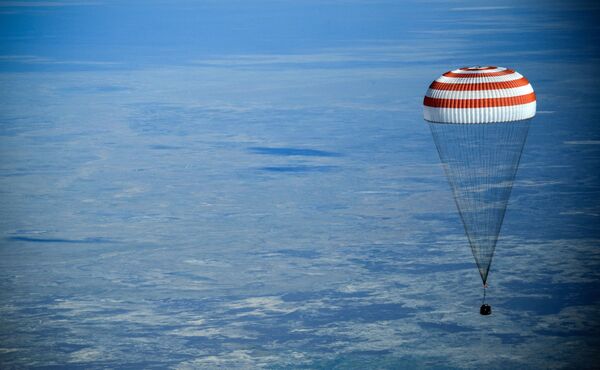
[
  {"x1": 225, "y1": 296, "x2": 297, "y2": 317},
  {"x1": 516, "y1": 179, "x2": 562, "y2": 187},
  {"x1": 192, "y1": 41, "x2": 467, "y2": 68},
  {"x1": 69, "y1": 348, "x2": 103, "y2": 363},
  {"x1": 0, "y1": 1, "x2": 98, "y2": 7},
  {"x1": 0, "y1": 54, "x2": 118, "y2": 66},
  {"x1": 259, "y1": 165, "x2": 336, "y2": 173},
  {"x1": 175, "y1": 350, "x2": 281, "y2": 369},
  {"x1": 248, "y1": 147, "x2": 341, "y2": 157},
  {"x1": 450, "y1": 6, "x2": 514, "y2": 11},
  {"x1": 7, "y1": 236, "x2": 114, "y2": 244},
  {"x1": 559, "y1": 210, "x2": 599, "y2": 217},
  {"x1": 564, "y1": 140, "x2": 600, "y2": 145}
]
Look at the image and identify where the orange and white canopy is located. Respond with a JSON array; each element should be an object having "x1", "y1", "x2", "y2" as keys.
[{"x1": 423, "y1": 66, "x2": 536, "y2": 123}]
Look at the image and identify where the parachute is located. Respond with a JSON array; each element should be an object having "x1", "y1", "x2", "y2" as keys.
[{"x1": 423, "y1": 66, "x2": 536, "y2": 315}]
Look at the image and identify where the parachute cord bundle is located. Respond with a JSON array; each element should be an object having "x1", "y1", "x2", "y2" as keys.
[
  {"x1": 429, "y1": 121, "x2": 531, "y2": 283},
  {"x1": 482, "y1": 285, "x2": 487, "y2": 305}
]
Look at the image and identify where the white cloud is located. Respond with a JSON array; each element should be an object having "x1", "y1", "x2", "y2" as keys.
[
  {"x1": 559, "y1": 210, "x2": 599, "y2": 217},
  {"x1": 69, "y1": 348, "x2": 103, "y2": 363},
  {"x1": 175, "y1": 350, "x2": 281, "y2": 369},
  {"x1": 0, "y1": 54, "x2": 118, "y2": 66},
  {"x1": 564, "y1": 140, "x2": 600, "y2": 145},
  {"x1": 192, "y1": 41, "x2": 467, "y2": 68},
  {"x1": 226, "y1": 296, "x2": 297, "y2": 316},
  {"x1": 0, "y1": 1, "x2": 98, "y2": 7},
  {"x1": 450, "y1": 6, "x2": 513, "y2": 11}
]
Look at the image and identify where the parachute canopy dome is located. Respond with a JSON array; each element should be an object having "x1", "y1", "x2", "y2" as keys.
[{"x1": 423, "y1": 66, "x2": 536, "y2": 124}]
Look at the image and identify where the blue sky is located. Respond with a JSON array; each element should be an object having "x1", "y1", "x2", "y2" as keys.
[{"x1": 1, "y1": 0, "x2": 599, "y2": 368}]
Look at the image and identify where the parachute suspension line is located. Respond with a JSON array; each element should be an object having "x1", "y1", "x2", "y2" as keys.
[
  {"x1": 429, "y1": 121, "x2": 531, "y2": 286},
  {"x1": 482, "y1": 285, "x2": 487, "y2": 305}
]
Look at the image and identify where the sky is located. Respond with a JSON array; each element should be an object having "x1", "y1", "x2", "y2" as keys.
[{"x1": 1, "y1": 0, "x2": 600, "y2": 368}]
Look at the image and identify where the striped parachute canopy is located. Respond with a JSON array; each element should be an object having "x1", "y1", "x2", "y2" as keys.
[
  {"x1": 424, "y1": 66, "x2": 535, "y2": 292},
  {"x1": 423, "y1": 66, "x2": 536, "y2": 124}
]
